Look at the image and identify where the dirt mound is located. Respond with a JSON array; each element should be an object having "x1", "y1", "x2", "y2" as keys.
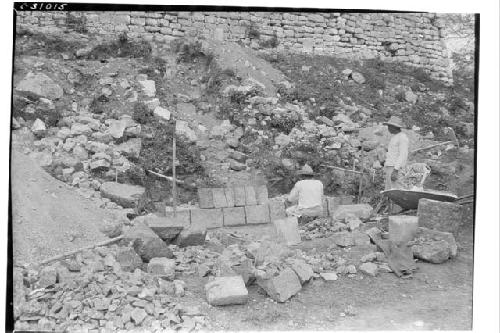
[
  {"x1": 202, "y1": 39, "x2": 289, "y2": 96},
  {"x1": 11, "y1": 148, "x2": 111, "y2": 266}
]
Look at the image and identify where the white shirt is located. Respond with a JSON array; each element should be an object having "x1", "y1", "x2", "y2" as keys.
[
  {"x1": 287, "y1": 179, "x2": 324, "y2": 209},
  {"x1": 385, "y1": 132, "x2": 409, "y2": 170}
]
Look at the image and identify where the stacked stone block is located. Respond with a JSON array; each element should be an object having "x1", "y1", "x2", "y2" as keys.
[{"x1": 16, "y1": 11, "x2": 454, "y2": 82}]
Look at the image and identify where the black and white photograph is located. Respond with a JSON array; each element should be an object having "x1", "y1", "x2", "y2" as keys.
[{"x1": 3, "y1": 1, "x2": 499, "y2": 332}]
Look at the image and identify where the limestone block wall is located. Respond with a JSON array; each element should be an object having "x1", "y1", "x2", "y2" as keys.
[{"x1": 16, "y1": 11, "x2": 452, "y2": 82}]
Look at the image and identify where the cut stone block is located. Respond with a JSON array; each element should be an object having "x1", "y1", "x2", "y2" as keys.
[
  {"x1": 175, "y1": 217, "x2": 207, "y2": 247},
  {"x1": 223, "y1": 207, "x2": 246, "y2": 226},
  {"x1": 198, "y1": 188, "x2": 214, "y2": 209},
  {"x1": 212, "y1": 188, "x2": 228, "y2": 208},
  {"x1": 288, "y1": 259, "x2": 313, "y2": 284},
  {"x1": 144, "y1": 212, "x2": 190, "y2": 242},
  {"x1": 233, "y1": 187, "x2": 246, "y2": 206},
  {"x1": 205, "y1": 276, "x2": 249, "y2": 306},
  {"x1": 254, "y1": 185, "x2": 269, "y2": 204},
  {"x1": 333, "y1": 204, "x2": 373, "y2": 220},
  {"x1": 326, "y1": 196, "x2": 341, "y2": 216},
  {"x1": 191, "y1": 208, "x2": 223, "y2": 229},
  {"x1": 147, "y1": 257, "x2": 176, "y2": 280},
  {"x1": 123, "y1": 222, "x2": 173, "y2": 262},
  {"x1": 256, "y1": 267, "x2": 302, "y2": 302},
  {"x1": 417, "y1": 199, "x2": 463, "y2": 235},
  {"x1": 330, "y1": 231, "x2": 355, "y2": 247},
  {"x1": 245, "y1": 204, "x2": 271, "y2": 224},
  {"x1": 244, "y1": 186, "x2": 257, "y2": 205},
  {"x1": 273, "y1": 217, "x2": 301, "y2": 246},
  {"x1": 268, "y1": 199, "x2": 286, "y2": 221},
  {"x1": 389, "y1": 215, "x2": 419, "y2": 243},
  {"x1": 224, "y1": 187, "x2": 235, "y2": 207}
]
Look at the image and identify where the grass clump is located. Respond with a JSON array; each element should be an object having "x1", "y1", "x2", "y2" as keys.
[
  {"x1": 86, "y1": 32, "x2": 152, "y2": 60},
  {"x1": 132, "y1": 102, "x2": 153, "y2": 124}
]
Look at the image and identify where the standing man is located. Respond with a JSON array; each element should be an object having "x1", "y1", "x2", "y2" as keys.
[
  {"x1": 286, "y1": 164, "x2": 324, "y2": 218},
  {"x1": 383, "y1": 116, "x2": 409, "y2": 190}
]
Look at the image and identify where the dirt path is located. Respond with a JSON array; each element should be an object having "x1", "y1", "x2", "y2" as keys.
[{"x1": 10, "y1": 148, "x2": 110, "y2": 266}]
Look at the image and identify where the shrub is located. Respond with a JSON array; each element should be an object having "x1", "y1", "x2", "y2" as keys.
[
  {"x1": 132, "y1": 102, "x2": 153, "y2": 124},
  {"x1": 139, "y1": 122, "x2": 204, "y2": 176},
  {"x1": 86, "y1": 33, "x2": 152, "y2": 60},
  {"x1": 247, "y1": 25, "x2": 261, "y2": 39},
  {"x1": 65, "y1": 13, "x2": 88, "y2": 33},
  {"x1": 174, "y1": 40, "x2": 206, "y2": 63},
  {"x1": 259, "y1": 34, "x2": 279, "y2": 48}
]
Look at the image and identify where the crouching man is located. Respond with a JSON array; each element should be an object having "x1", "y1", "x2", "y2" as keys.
[{"x1": 285, "y1": 164, "x2": 324, "y2": 218}]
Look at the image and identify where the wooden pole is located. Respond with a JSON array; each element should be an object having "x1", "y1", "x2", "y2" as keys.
[
  {"x1": 358, "y1": 175, "x2": 363, "y2": 204},
  {"x1": 22, "y1": 236, "x2": 124, "y2": 269},
  {"x1": 410, "y1": 140, "x2": 455, "y2": 155},
  {"x1": 172, "y1": 128, "x2": 177, "y2": 218}
]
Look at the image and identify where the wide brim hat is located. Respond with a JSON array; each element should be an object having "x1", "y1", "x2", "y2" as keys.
[
  {"x1": 297, "y1": 164, "x2": 314, "y2": 175},
  {"x1": 383, "y1": 116, "x2": 404, "y2": 128}
]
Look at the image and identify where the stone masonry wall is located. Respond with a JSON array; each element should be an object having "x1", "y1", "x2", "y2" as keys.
[{"x1": 16, "y1": 11, "x2": 452, "y2": 82}]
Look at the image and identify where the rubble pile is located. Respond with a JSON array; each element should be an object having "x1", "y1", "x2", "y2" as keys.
[{"x1": 14, "y1": 245, "x2": 207, "y2": 332}]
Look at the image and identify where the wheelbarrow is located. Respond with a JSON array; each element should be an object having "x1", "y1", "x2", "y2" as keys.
[{"x1": 381, "y1": 188, "x2": 459, "y2": 210}]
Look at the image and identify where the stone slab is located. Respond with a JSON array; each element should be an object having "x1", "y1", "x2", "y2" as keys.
[
  {"x1": 233, "y1": 186, "x2": 246, "y2": 206},
  {"x1": 268, "y1": 199, "x2": 286, "y2": 221},
  {"x1": 245, "y1": 204, "x2": 271, "y2": 224},
  {"x1": 212, "y1": 188, "x2": 228, "y2": 208},
  {"x1": 205, "y1": 276, "x2": 248, "y2": 306},
  {"x1": 244, "y1": 186, "x2": 257, "y2": 206},
  {"x1": 417, "y1": 198, "x2": 463, "y2": 235},
  {"x1": 273, "y1": 217, "x2": 301, "y2": 246},
  {"x1": 198, "y1": 188, "x2": 214, "y2": 209},
  {"x1": 389, "y1": 215, "x2": 419, "y2": 243},
  {"x1": 191, "y1": 208, "x2": 223, "y2": 229},
  {"x1": 224, "y1": 187, "x2": 235, "y2": 207},
  {"x1": 254, "y1": 185, "x2": 269, "y2": 204},
  {"x1": 223, "y1": 207, "x2": 246, "y2": 226}
]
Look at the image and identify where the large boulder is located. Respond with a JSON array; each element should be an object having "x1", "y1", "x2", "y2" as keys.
[
  {"x1": 123, "y1": 222, "x2": 173, "y2": 262},
  {"x1": 16, "y1": 72, "x2": 63, "y2": 100},
  {"x1": 411, "y1": 227, "x2": 458, "y2": 264},
  {"x1": 116, "y1": 248, "x2": 143, "y2": 272},
  {"x1": 100, "y1": 182, "x2": 145, "y2": 209},
  {"x1": 256, "y1": 267, "x2": 302, "y2": 303}
]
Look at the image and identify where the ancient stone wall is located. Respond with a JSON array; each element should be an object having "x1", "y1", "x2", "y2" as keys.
[{"x1": 16, "y1": 11, "x2": 452, "y2": 82}]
